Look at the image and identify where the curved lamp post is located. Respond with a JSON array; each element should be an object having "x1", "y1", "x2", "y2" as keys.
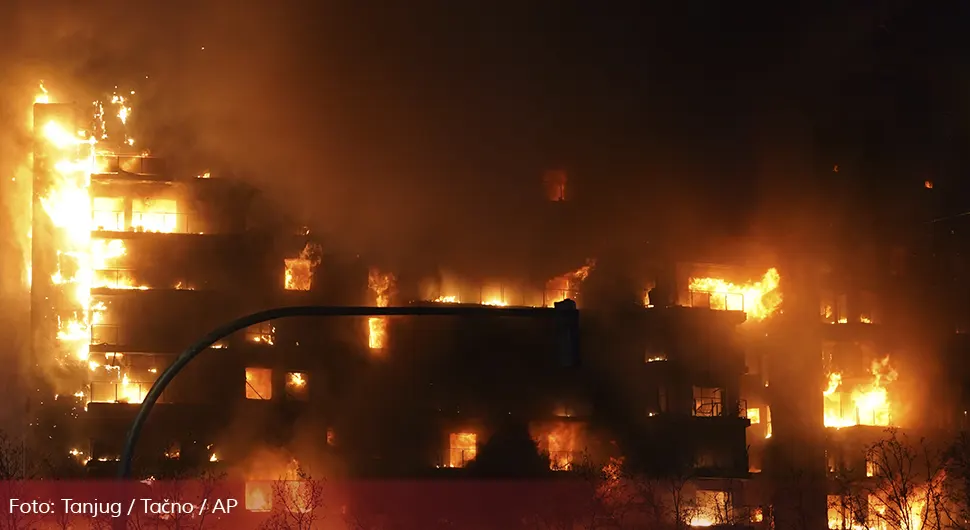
[{"x1": 118, "y1": 301, "x2": 579, "y2": 479}]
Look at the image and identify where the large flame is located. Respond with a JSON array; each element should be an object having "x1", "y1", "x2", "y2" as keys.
[
  {"x1": 687, "y1": 267, "x2": 782, "y2": 321},
  {"x1": 33, "y1": 83, "x2": 163, "y2": 410},
  {"x1": 823, "y1": 356, "x2": 898, "y2": 429}
]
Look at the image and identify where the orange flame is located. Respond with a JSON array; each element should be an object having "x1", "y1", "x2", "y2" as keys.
[{"x1": 687, "y1": 268, "x2": 782, "y2": 321}]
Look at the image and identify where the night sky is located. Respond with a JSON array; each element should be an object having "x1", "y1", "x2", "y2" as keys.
[{"x1": 2, "y1": 1, "x2": 969, "y2": 262}]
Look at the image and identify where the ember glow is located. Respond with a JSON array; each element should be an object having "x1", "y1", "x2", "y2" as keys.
[
  {"x1": 367, "y1": 268, "x2": 395, "y2": 350},
  {"x1": 687, "y1": 267, "x2": 782, "y2": 321},
  {"x1": 823, "y1": 356, "x2": 898, "y2": 429}
]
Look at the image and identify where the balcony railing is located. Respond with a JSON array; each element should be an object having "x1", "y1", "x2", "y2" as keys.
[
  {"x1": 94, "y1": 154, "x2": 165, "y2": 175},
  {"x1": 687, "y1": 290, "x2": 745, "y2": 313},
  {"x1": 91, "y1": 211, "x2": 198, "y2": 234},
  {"x1": 89, "y1": 380, "x2": 153, "y2": 404},
  {"x1": 693, "y1": 398, "x2": 723, "y2": 417}
]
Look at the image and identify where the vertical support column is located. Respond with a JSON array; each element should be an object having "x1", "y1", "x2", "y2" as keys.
[{"x1": 767, "y1": 254, "x2": 827, "y2": 530}]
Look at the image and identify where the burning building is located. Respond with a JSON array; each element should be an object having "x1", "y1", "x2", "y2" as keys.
[{"x1": 22, "y1": 84, "x2": 963, "y2": 530}]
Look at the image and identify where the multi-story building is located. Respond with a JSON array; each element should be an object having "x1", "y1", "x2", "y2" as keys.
[{"x1": 47, "y1": 98, "x2": 951, "y2": 529}]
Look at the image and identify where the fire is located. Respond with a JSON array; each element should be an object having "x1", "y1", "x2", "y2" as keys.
[
  {"x1": 544, "y1": 422, "x2": 583, "y2": 471},
  {"x1": 285, "y1": 372, "x2": 309, "y2": 400},
  {"x1": 433, "y1": 295, "x2": 459, "y2": 303},
  {"x1": 545, "y1": 260, "x2": 595, "y2": 307},
  {"x1": 367, "y1": 268, "x2": 395, "y2": 350},
  {"x1": 244, "y1": 452, "x2": 313, "y2": 513},
  {"x1": 34, "y1": 83, "x2": 155, "y2": 389},
  {"x1": 284, "y1": 242, "x2": 322, "y2": 291},
  {"x1": 448, "y1": 432, "x2": 477, "y2": 467},
  {"x1": 823, "y1": 356, "x2": 898, "y2": 429},
  {"x1": 37, "y1": 103, "x2": 98, "y2": 365},
  {"x1": 117, "y1": 373, "x2": 146, "y2": 403},
  {"x1": 687, "y1": 267, "x2": 782, "y2": 321},
  {"x1": 35, "y1": 81, "x2": 50, "y2": 104}
]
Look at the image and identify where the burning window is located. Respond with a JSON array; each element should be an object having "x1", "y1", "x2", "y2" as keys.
[
  {"x1": 92, "y1": 197, "x2": 124, "y2": 231},
  {"x1": 687, "y1": 268, "x2": 782, "y2": 321},
  {"x1": 246, "y1": 480, "x2": 314, "y2": 514},
  {"x1": 131, "y1": 198, "x2": 179, "y2": 233},
  {"x1": 88, "y1": 352, "x2": 159, "y2": 404},
  {"x1": 284, "y1": 259, "x2": 313, "y2": 291},
  {"x1": 283, "y1": 243, "x2": 322, "y2": 291},
  {"x1": 90, "y1": 298, "x2": 120, "y2": 345},
  {"x1": 823, "y1": 356, "x2": 897, "y2": 429},
  {"x1": 89, "y1": 374, "x2": 150, "y2": 404},
  {"x1": 866, "y1": 452, "x2": 877, "y2": 477},
  {"x1": 245, "y1": 368, "x2": 273, "y2": 400},
  {"x1": 367, "y1": 268, "x2": 395, "y2": 350},
  {"x1": 747, "y1": 407, "x2": 761, "y2": 424},
  {"x1": 543, "y1": 170, "x2": 567, "y2": 201},
  {"x1": 246, "y1": 482, "x2": 272, "y2": 512},
  {"x1": 821, "y1": 293, "x2": 851, "y2": 324},
  {"x1": 690, "y1": 490, "x2": 730, "y2": 527},
  {"x1": 692, "y1": 386, "x2": 723, "y2": 417},
  {"x1": 858, "y1": 291, "x2": 878, "y2": 324},
  {"x1": 448, "y1": 432, "x2": 477, "y2": 468},
  {"x1": 326, "y1": 428, "x2": 336, "y2": 446},
  {"x1": 825, "y1": 449, "x2": 839, "y2": 474},
  {"x1": 285, "y1": 372, "x2": 308, "y2": 400},
  {"x1": 543, "y1": 423, "x2": 583, "y2": 471},
  {"x1": 245, "y1": 322, "x2": 276, "y2": 345},
  {"x1": 828, "y1": 495, "x2": 851, "y2": 529}
]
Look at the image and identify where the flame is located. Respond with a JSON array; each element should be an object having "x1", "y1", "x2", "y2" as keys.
[
  {"x1": 542, "y1": 422, "x2": 583, "y2": 471},
  {"x1": 367, "y1": 268, "x2": 394, "y2": 350},
  {"x1": 117, "y1": 373, "x2": 146, "y2": 403},
  {"x1": 824, "y1": 356, "x2": 898, "y2": 429},
  {"x1": 545, "y1": 260, "x2": 596, "y2": 307},
  {"x1": 246, "y1": 482, "x2": 272, "y2": 512},
  {"x1": 285, "y1": 372, "x2": 309, "y2": 400},
  {"x1": 284, "y1": 242, "x2": 322, "y2": 291},
  {"x1": 433, "y1": 295, "x2": 459, "y2": 303},
  {"x1": 37, "y1": 99, "x2": 98, "y2": 366},
  {"x1": 448, "y1": 432, "x2": 477, "y2": 467},
  {"x1": 35, "y1": 81, "x2": 50, "y2": 104},
  {"x1": 246, "y1": 367, "x2": 273, "y2": 399},
  {"x1": 688, "y1": 267, "x2": 782, "y2": 321},
  {"x1": 244, "y1": 452, "x2": 312, "y2": 513}
]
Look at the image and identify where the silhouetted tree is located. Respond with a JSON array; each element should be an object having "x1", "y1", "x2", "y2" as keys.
[{"x1": 466, "y1": 420, "x2": 550, "y2": 478}]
